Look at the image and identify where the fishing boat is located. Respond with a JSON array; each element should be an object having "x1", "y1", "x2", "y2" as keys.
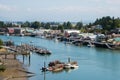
[
  {"x1": 64, "y1": 58, "x2": 79, "y2": 69},
  {"x1": 64, "y1": 63, "x2": 72, "y2": 69},
  {"x1": 41, "y1": 62, "x2": 48, "y2": 72},
  {"x1": 48, "y1": 60, "x2": 64, "y2": 72}
]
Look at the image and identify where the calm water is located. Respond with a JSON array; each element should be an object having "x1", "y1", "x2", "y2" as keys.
[{"x1": 0, "y1": 35, "x2": 120, "y2": 80}]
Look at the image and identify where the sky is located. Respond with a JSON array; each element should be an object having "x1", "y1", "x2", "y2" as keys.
[{"x1": 0, "y1": 0, "x2": 120, "y2": 22}]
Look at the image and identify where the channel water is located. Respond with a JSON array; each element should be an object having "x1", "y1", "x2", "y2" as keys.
[{"x1": 0, "y1": 35, "x2": 120, "y2": 80}]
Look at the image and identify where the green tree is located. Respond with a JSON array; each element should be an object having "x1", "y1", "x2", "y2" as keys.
[
  {"x1": 41, "y1": 22, "x2": 45, "y2": 28},
  {"x1": 31, "y1": 21, "x2": 41, "y2": 29},
  {"x1": 75, "y1": 22, "x2": 83, "y2": 30},
  {"x1": 4, "y1": 23, "x2": 12, "y2": 27},
  {"x1": 80, "y1": 27, "x2": 87, "y2": 33},
  {"x1": 58, "y1": 25, "x2": 64, "y2": 32},
  {"x1": 0, "y1": 21, "x2": 4, "y2": 28},
  {"x1": 93, "y1": 16, "x2": 115, "y2": 30},
  {"x1": 21, "y1": 21, "x2": 31, "y2": 27},
  {"x1": 63, "y1": 22, "x2": 67, "y2": 29},
  {"x1": 45, "y1": 22, "x2": 50, "y2": 29},
  {"x1": 0, "y1": 39, "x2": 3, "y2": 48},
  {"x1": 66, "y1": 21, "x2": 72, "y2": 29},
  {"x1": 114, "y1": 18, "x2": 120, "y2": 28}
]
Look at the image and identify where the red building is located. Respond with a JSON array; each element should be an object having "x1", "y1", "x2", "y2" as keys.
[{"x1": 7, "y1": 28, "x2": 14, "y2": 34}]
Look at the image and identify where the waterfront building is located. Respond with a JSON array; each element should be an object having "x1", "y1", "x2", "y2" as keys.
[
  {"x1": 91, "y1": 25, "x2": 103, "y2": 30},
  {"x1": 79, "y1": 33, "x2": 97, "y2": 41},
  {"x1": 0, "y1": 28, "x2": 6, "y2": 35},
  {"x1": 7, "y1": 27, "x2": 25, "y2": 35},
  {"x1": 64, "y1": 29, "x2": 80, "y2": 37}
]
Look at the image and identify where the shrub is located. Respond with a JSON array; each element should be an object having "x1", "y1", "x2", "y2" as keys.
[
  {"x1": 0, "y1": 39, "x2": 3, "y2": 46},
  {"x1": 0, "y1": 65, "x2": 6, "y2": 72}
]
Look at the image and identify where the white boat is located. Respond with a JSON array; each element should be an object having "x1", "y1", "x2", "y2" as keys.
[
  {"x1": 64, "y1": 63, "x2": 79, "y2": 69},
  {"x1": 71, "y1": 64, "x2": 79, "y2": 69},
  {"x1": 5, "y1": 33, "x2": 9, "y2": 36},
  {"x1": 87, "y1": 41, "x2": 94, "y2": 47},
  {"x1": 87, "y1": 44, "x2": 94, "y2": 47},
  {"x1": 36, "y1": 35, "x2": 45, "y2": 39},
  {"x1": 54, "y1": 38, "x2": 59, "y2": 42},
  {"x1": 64, "y1": 63, "x2": 72, "y2": 69},
  {"x1": 20, "y1": 33, "x2": 24, "y2": 37}
]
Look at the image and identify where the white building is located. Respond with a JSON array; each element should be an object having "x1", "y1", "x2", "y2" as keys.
[
  {"x1": 79, "y1": 33, "x2": 97, "y2": 40},
  {"x1": 64, "y1": 29, "x2": 80, "y2": 37}
]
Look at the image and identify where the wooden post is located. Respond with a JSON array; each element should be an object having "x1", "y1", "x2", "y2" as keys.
[
  {"x1": 14, "y1": 54, "x2": 16, "y2": 60},
  {"x1": 28, "y1": 54, "x2": 31, "y2": 66},
  {"x1": 23, "y1": 54, "x2": 25, "y2": 63},
  {"x1": 44, "y1": 61, "x2": 46, "y2": 80},
  {"x1": 5, "y1": 54, "x2": 7, "y2": 59}
]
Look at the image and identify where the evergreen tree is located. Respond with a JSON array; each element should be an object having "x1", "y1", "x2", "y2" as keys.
[
  {"x1": 58, "y1": 25, "x2": 64, "y2": 32},
  {"x1": 66, "y1": 21, "x2": 72, "y2": 29},
  {"x1": 63, "y1": 22, "x2": 67, "y2": 29},
  {"x1": 45, "y1": 22, "x2": 50, "y2": 29},
  {"x1": 0, "y1": 21, "x2": 4, "y2": 28},
  {"x1": 75, "y1": 22, "x2": 83, "y2": 30},
  {"x1": 31, "y1": 21, "x2": 41, "y2": 29},
  {"x1": 21, "y1": 21, "x2": 31, "y2": 27}
]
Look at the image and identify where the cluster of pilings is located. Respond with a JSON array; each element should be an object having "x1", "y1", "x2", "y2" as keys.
[{"x1": 17, "y1": 44, "x2": 51, "y2": 55}]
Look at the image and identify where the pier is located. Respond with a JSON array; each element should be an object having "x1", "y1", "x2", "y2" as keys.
[
  {"x1": 4, "y1": 43, "x2": 52, "y2": 55},
  {"x1": 19, "y1": 44, "x2": 52, "y2": 55}
]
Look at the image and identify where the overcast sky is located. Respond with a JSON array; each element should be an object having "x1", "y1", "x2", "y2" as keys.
[{"x1": 0, "y1": 0, "x2": 120, "y2": 22}]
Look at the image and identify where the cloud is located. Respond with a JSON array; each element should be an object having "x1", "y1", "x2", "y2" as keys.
[
  {"x1": 27, "y1": 8, "x2": 32, "y2": 12},
  {"x1": 0, "y1": 4, "x2": 11, "y2": 11},
  {"x1": 0, "y1": 4, "x2": 16, "y2": 11},
  {"x1": 106, "y1": 0, "x2": 120, "y2": 4}
]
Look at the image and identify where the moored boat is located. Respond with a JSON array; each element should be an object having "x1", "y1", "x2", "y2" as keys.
[
  {"x1": 64, "y1": 62, "x2": 79, "y2": 69},
  {"x1": 52, "y1": 66, "x2": 63, "y2": 72}
]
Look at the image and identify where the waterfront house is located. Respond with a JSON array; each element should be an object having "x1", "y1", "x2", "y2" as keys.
[
  {"x1": 14, "y1": 27, "x2": 24, "y2": 35},
  {"x1": 50, "y1": 24, "x2": 59, "y2": 28},
  {"x1": 25, "y1": 28, "x2": 34, "y2": 33},
  {"x1": 64, "y1": 30, "x2": 80, "y2": 37},
  {"x1": 7, "y1": 28, "x2": 14, "y2": 34},
  {"x1": 79, "y1": 33, "x2": 97, "y2": 41},
  {"x1": 91, "y1": 25, "x2": 103, "y2": 30},
  {"x1": 111, "y1": 28, "x2": 120, "y2": 34},
  {"x1": 113, "y1": 37, "x2": 120, "y2": 46},
  {"x1": 95, "y1": 34, "x2": 106, "y2": 42},
  {"x1": 0, "y1": 28, "x2": 6, "y2": 35},
  {"x1": 7, "y1": 27, "x2": 25, "y2": 35}
]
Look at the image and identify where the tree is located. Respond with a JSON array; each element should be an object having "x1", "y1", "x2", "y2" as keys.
[
  {"x1": 58, "y1": 25, "x2": 64, "y2": 33},
  {"x1": 0, "y1": 39, "x2": 3, "y2": 48},
  {"x1": 41, "y1": 22, "x2": 45, "y2": 28},
  {"x1": 66, "y1": 21, "x2": 72, "y2": 29},
  {"x1": 114, "y1": 18, "x2": 120, "y2": 28},
  {"x1": 75, "y1": 22, "x2": 83, "y2": 30},
  {"x1": 21, "y1": 21, "x2": 31, "y2": 27},
  {"x1": 62, "y1": 22, "x2": 73, "y2": 29},
  {"x1": 31, "y1": 21, "x2": 41, "y2": 29},
  {"x1": 4, "y1": 23, "x2": 12, "y2": 27},
  {"x1": 93, "y1": 16, "x2": 115, "y2": 30},
  {"x1": 0, "y1": 21, "x2": 4, "y2": 28},
  {"x1": 80, "y1": 27, "x2": 87, "y2": 33},
  {"x1": 44, "y1": 22, "x2": 50, "y2": 29},
  {"x1": 63, "y1": 22, "x2": 67, "y2": 29}
]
